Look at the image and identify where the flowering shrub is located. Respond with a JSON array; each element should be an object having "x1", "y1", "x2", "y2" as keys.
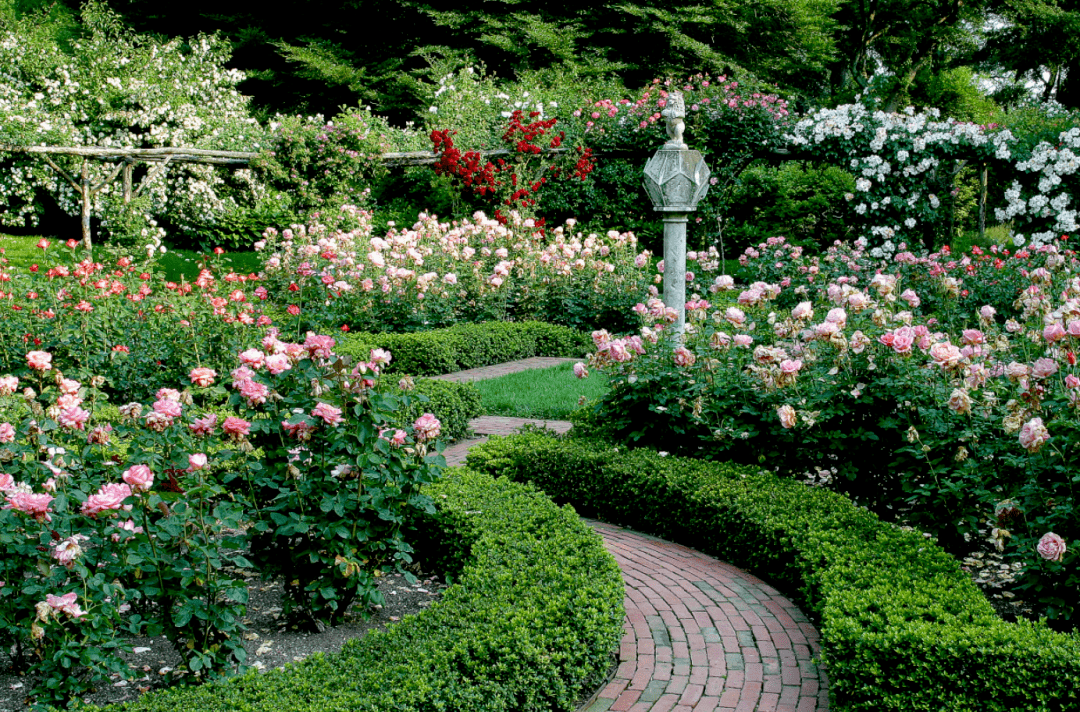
[
  {"x1": 0, "y1": 242, "x2": 273, "y2": 402},
  {"x1": 256, "y1": 205, "x2": 651, "y2": 333},
  {"x1": 0, "y1": 332, "x2": 444, "y2": 705},
  {"x1": 585, "y1": 236, "x2": 1080, "y2": 626}
]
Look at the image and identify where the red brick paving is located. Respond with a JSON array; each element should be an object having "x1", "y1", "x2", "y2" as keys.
[{"x1": 434, "y1": 359, "x2": 830, "y2": 712}]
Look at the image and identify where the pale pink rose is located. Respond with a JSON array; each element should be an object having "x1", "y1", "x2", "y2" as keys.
[
  {"x1": 890, "y1": 327, "x2": 915, "y2": 354},
  {"x1": 221, "y1": 416, "x2": 251, "y2": 438},
  {"x1": 1043, "y1": 322, "x2": 1067, "y2": 343},
  {"x1": 370, "y1": 348, "x2": 392, "y2": 366},
  {"x1": 980, "y1": 305, "x2": 997, "y2": 321},
  {"x1": 0, "y1": 422, "x2": 14, "y2": 443},
  {"x1": 413, "y1": 413, "x2": 441, "y2": 442},
  {"x1": 725, "y1": 307, "x2": 747, "y2": 327},
  {"x1": 713, "y1": 275, "x2": 735, "y2": 291},
  {"x1": 777, "y1": 404, "x2": 797, "y2": 429},
  {"x1": 311, "y1": 402, "x2": 344, "y2": 426},
  {"x1": 231, "y1": 365, "x2": 256, "y2": 385},
  {"x1": 0, "y1": 375, "x2": 18, "y2": 395},
  {"x1": 1031, "y1": 358, "x2": 1058, "y2": 379},
  {"x1": 592, "y1": 330, "x2": 611, "y2": 349},
  {"x1": 825, "y1": 307, "x2": 847, "y2": 326},
  {"x1": 1018, "y1": 417, "x2": 1050, "y2": 453},
  {"x1": 847, "y1": 291, "x2": 872, "y2": 311},
  {"x1": 961, "y1": 329, "x2": 985, "y2": 345},
  {"x1": 1066, "y1": 374, "x2": 1080, "y2": 389},
  {"x1": 790, "y1": 302, "x2": 813, "y2": 320},
  {"x1": 673, "y1": 346, "x2": 696, "y2": 368},
  {"x1": 1005, "y1": 362, "x2": 1029, "y2": 380},
  {"x1": 190, "y1": 413, "x2": 218, "y2": 436},
  {"x1": 1068, "y1": 320, "x2": 1080, "y2": 337},
  {"x1": 850, "y1": 331, "x2": 871, "y2": 354},
  {"x1": 573, "y1": 362, "x2": 589, "y2": 379},
  {"x1": 111, "y1": 519, "x2": 144, "y2": 542},
  {"x1": 4, "y1": 491, "x2": 54, "y2": 522},
  {"x1": 443, "y1": 273, "x2": 458, "y2": 285},
  {"x1": 58, "y1": 378, "x2": 80, "y2": 396},
  {"x1": 153, "y1": 399, "x2": 182, "y2": 418},
  {"x1": 899, "y1": 289, "x2": 920, "y2": 308},
  {"x1": 265, "y1": 353, "x2": 291, "y2": 375},
  {"x1": 52, "y1": 535, "x2": 87, "y2": 569},
  {"x1": 814, "y1": 321, "x2": 840, "y2": 338},
  {"x1": 733, "y1": 334, "x2": 754, "y2": 347},
  {"x1": 238, "y1": 348, "x2": 265, "y2": 368},
  {"x1": 1005, "y1": 319, "x2": 1023, "y2": 333},
  {"x1": 122, "y1": 465, "x2": 154, "y2": 493},
  {"x1": 607, "y1": 341, "x2": 631, "y2": 363},
  {"x1": 188, "y1": 453, "x2": 208, "y2": 471},
  {"x1": 56, "y1": 393, "x2": 83, "y2": 410},
  {"x1": 26, "y1": 351, "x2": 52, "y2": 371},
  {"x1": 81, "y1": 483, "x2": 132, "y2": 516},
  {"x1": 58, "y1": 406, "x2": 90, "y2": 430},
  {"x1": 929, "y1": 342, "x2": 963, "y2": 369},
  {"x1": 189, "y1": 367, "x2": 217, "y2": 387},
  {"x1": 779, "y1": 359, "x2": 803, "y2": 375},
  {"x1": 948, "y1": 388, "x2": 972, "y2": 415},
  {"x1": 1037, "y1": 532, "x2": 1067, "y2": 562},
  {"x1": 0, "y1": 472, "x2": 14, "y2": 491}
]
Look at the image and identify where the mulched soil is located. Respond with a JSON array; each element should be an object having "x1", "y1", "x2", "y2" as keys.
[{"x1": 0, "y1": 570, "x2": 446, "y2": 711}]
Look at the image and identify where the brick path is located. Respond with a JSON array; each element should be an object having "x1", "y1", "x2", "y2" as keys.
[{"x1": 434, "y1": 359, "x2": 829, "y2": 712}]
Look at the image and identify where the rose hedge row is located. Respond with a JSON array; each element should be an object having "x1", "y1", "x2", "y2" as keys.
[
  {"x1": 464, "y1": 432, "x2": 1080, "y2": 712},
  {"x1": 86, "y1": 467, "x2": 624, "y2": 712},
  {"x1": 336, "y1": 321, "x2": 592, "y2": 377}
]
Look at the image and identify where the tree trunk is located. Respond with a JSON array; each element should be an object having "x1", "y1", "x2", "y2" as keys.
[{"x1": 80, "y1": 159, "x2": 92, "y2": 250}]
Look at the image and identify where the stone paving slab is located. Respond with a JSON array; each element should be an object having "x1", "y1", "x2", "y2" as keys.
[{"x1": 433, "y1": 358, "x2": 829, "y2": 711}]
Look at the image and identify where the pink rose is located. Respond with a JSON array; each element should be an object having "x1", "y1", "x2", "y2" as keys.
[
  {"x1": 0, "y1": 375, "x2": 18, "y2": 395},
  {"x1": 26, "y1": 351, "x2": 52, "y2": 371},
  {"x1": 673, "y1": 346, "x2": 696, "y2": 368},
  {"x1": 58, "y1": 406, "x2": 91, "y2": 430},
  {"x1": 122, "y1": 464, "x2": 154, "y2": 492},
  {"x1": 265, "y1": 353, "x2": 291, "y2": 375},
  {"x1": 1037, "y1": 532, "x2": 1067, "y2": 562},
  {"x1": 929, "y1": 342, "x2": 963, "y2": 369},
  {"x1": 45, "y1": 592, "x2": 85, "y2": 618},
  {"x1": 370, "y1": 349, "x2": 392, "y2": 366},
  {"x1": 733, "y1": 334, "x2": 754, "y2": 348},
  {"x1": 790, "y1": 302, "x2": 813, "y2": 320},
  {"x1": 81, "y1": 483, "x2": 132, "y2": 516},
  {"x1": 961, "y1": 329, "x2": 985, "y2": 345},
  {"x1": 303, "y1": 332, "x2": 336, "y2": 359},
  {"x1": 1044, "y1": 322, "x2": 1067, "y2": 343},
  {"x1": 1031, "y1": 358, "x2": 1058, "y2": 379},
  {"x1": 153, "y1": 399, "x2": 182, "y2": 418},
  {"x1": 189, "y1": 367, "x2": 217, "y2": 387},
  {"x1": 4, "y1": 491, "x2": 54, "y2": 522},
  {"x1": 240, "y1": 379, "x2": 269, "y2": 406},
  {"x1": 724, "y1": 307, "x2": 747, "y2": 327},
  {"x1": 221, "y1": 416, "x2": 251, "y2": 438},
  {"x1": 52, "y1": 535, "x2": 87, "y2": 569},
  {"x1": 1018, "y1": 417, "x2": 1049, "y2": 453},
  {"x1": 311, "y1": 402, "x2": 344, "y2": 426},
  {"x1": 0, "y1": 422, "x2": 14, "y2": 443},
  {"x1": 413, "y1": 413, "x2": 441, "y2": 442},
  {"x1": 190, "y1": 413, "x2": 218, "y2": 436},
  {"x1": 777, "y1": 404, "x2": 797, "y2": 429},
  {"x1": 188, "y1": 453, "x2": 208, "y2": 471},
  {"x1": 573, "y1": 362, "x2": 589, "y2": 379},
  {"x1": 238, "y1": 348, "x2": 265, "y2": 369},
  {"x1": 779, "y1": 359, "x2": 803, "y2": 375}
]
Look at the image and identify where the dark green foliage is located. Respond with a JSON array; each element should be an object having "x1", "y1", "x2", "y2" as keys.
[
  {"x1": 91, "y1": 468, "x2": 625, "y2": 712},
  {"x1": 336, "y1": 321, "x2": 592, "y2": 377},
  {"x1": 465, "y1": 432, "x2": 1080, "y2": 711}
]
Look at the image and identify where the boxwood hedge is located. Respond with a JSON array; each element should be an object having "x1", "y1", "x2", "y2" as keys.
[
  {"x1": 336, "y1": 321, "x2": 592, "y2": 376},
  {"x1": 83, "y1": 468, "x2": 624, "y2": 712},
  {"x1": 464, "y1": 432, "x2": 1080, "y2": 712}
]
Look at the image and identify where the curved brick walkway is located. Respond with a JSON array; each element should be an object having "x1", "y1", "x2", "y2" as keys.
[{"x1": 434, "y1": 359, "x2": 829, "y2": 712}]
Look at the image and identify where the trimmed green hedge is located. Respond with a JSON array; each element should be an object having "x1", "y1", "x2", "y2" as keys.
[
  {"x1": 87, "y1": 468, "x2": 623, "y2": 712},
  {"x1": 389, "y1": 378, "x2": 483, "y2": 442},
  {"x1": 337, "y1": 321, "x2": 592, "y2": 376},
  {"x1": 464, "y1": 432, "x2": 1080, "y2": 712}
]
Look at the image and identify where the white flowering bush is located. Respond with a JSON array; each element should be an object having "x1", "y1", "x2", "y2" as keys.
[{"x1": 0, "y1": 1, "x2": 267, "y2": 239}]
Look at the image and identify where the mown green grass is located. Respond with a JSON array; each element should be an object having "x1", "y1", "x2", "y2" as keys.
[
  {"x1": 0, "y1": 232, "x2": 261, "y2": 282},
  {"x1": 473, "y1": 361, "x2": 607, "y2": 419}
]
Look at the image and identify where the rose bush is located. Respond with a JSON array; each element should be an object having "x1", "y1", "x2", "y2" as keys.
[
  {"x1": 0, "y1": 331, "x2": 445, "y2": 705},
  {"x1": 583, "y1": 235, "x2": 1080, "y2": 627}
]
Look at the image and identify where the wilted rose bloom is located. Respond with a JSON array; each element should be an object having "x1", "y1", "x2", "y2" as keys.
[
  {"x1": 1018, "y1": 417, "x2": 1049, "y2": 453},
  {"x1": 849, "y1": 331, "x2": 871, "y2": 354},
  {"x1": 58, "y1": 378, "x2": 80, "y2": 396},
  {"x1": 1031, "y1": 358, "x2": 1058, "y2": 379},
  {"x1": 1037, "y1": 532, "x2": 1067, "y2": 562},
  {"x1": 190, "y1": 413, "x2": 218, "y2": 436},
  {"x1": 221, "y1": 416, "x2": 251, "y2": 438},
  {"x1": 0, "y1": 422, "x2": 14, "y2": 443},
  {"x1": 777, "y1": 404, "x2": 797, "y2": 429},
  {"x1": 0, "y1": 375, "x2": 17, "y2": 395},
  {"x1": 122, "y1": 465, "x2": 154, "y2": 493},
  {"x1": 26, "y1": 351, "x2": 52, "y2": 371},
  {"x1": 45, "y1": 592, "x2": 85, "y2": 619},
  {"x1": 414, "y1": 413, "x2": 442, "y2": 441},
  {"x1": 948, "y1": 388, "x2": 972, "y2": 415},
  {"x1": 1005, "y1": 319, "x2": 1022, "y2": 333},
  {"x1": 847, "y1": 291, "x2": 872, "y2": 311},
  {"x1": 592, "y1": 329, "x2": 611, "y2": 349},
  {"x1": 573, "y1": 362, "x2": 589, "y2": 379},
  {"x1": 673, "y1": 346, "x2": 696, "y2": 368},
  {"x1": 311, "y1": 402, "x2": 344, "y2": 426},
  {"x1": 1004, "y1": 362, "x2": 1029, "y2": 380},
  {"x1": 52, "y1": 535, "x2": 87, "y2": 569},
  {"x1": 281, "y1": 419, "x2": 316, "y2": 441},
  {"x1": 189, "y1": 367, "x2": 217, "y2": 387},
  {"x1": 81, "y1": 482, "x2": 133, "y2": 516}
]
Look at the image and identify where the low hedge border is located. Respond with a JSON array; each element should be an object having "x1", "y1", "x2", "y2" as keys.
[
  {"x1": 464, "y1": 431, "x2": 1080, "y2": 712},
  {"x1": 337, "y1": 321, "x2": 592, "y2": 376},
  {"x1": 392, "y1": 378, "x2": 483, "y2": 442},
  {"x1": 85, "y1": 467, "x2": 624, "y2": 712}
]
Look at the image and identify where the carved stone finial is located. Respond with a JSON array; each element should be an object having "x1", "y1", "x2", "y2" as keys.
[{"x1": 661, "y1": 91, "x2": 687, "y2": 149}]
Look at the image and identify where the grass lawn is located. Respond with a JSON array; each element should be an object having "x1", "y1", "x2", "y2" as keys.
[{"x1": 473, "y1": 361, "x2": 608, "y2": 420}]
